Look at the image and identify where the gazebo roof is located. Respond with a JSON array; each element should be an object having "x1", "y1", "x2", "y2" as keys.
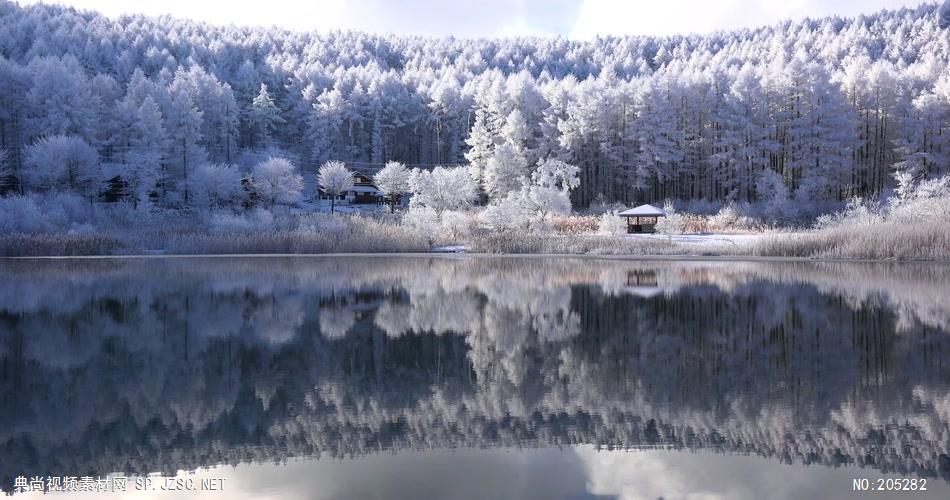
[{"x1": 618, "y1": 204, "x2": 666, "y2": 217}]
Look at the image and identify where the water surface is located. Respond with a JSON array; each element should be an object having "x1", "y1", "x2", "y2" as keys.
[{"x1": 1, "y1": 256, "x2": 949, "y2": 499}]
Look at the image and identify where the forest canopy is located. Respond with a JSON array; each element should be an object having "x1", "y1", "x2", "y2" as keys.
[{"x1": 0, "y1": 0, "x2": 948, "y2": 212}]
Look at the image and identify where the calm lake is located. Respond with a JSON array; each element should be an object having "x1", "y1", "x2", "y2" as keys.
[{"x1": 1, "y1": 256, "x2": 949, "y2": 499}]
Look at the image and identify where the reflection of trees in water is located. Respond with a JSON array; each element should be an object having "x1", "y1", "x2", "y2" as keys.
[{"x1": 0, "y1": 257, "x2": 949, "y2": 489}]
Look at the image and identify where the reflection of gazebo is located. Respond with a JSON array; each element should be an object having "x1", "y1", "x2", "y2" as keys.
[
  {"x1": 618, "y1": 204, "x2": 666, "y2": 233},
  {"x1": 623, "y1": 270, "x2": 662, "y2": 298}
]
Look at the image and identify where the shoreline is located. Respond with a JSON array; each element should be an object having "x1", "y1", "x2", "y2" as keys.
[
  {"x1": 1, "y1": 218, "x2": 947, "y2": 261},
  {"x1": 3, "y1": 252, "x2": 948, "y2": 264}
]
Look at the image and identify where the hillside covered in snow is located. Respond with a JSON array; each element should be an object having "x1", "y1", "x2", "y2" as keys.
[{"x1": 0, "y1": 1, "x2": 949, "y2": 210}]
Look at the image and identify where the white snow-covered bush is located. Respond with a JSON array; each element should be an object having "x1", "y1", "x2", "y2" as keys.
[
  {"x1": 755, "y1": 170, "x2": 790, "y2": 221},
  {"x1": 708, "y1": 204, "x2": 757, "y2": 231},
  {"x1": 440, "y1": 210, "x2": 472, "y2": 240},
  {"x1": 598, "y1": 211, "x2": 627, "y2": 235},
  {"x1": 481, "y1": 192, "x2": 531, "y2": 232},
  {"x1": 0, "y1": 195, "x2": 47, "y2": 233},
  {"x1": 251, "y1": 157, "x2": 303, "y2": 208},
  {"x1": 209, "y1": 208, "x2": 275, "y2": 232},
  {"x1": 24, "y1": 135, "x2": 100, "y2": 196},
  {"x1": 402, "y1": 205, "x2": 440, "y2": 237},
  {"x1": 408, "y1": 166, "x2": 478, "y2": 213},
  {"x1": 477, "y1": 159, "x2": 580, "y2": 234},
  {"x1": 655, "y1": 201, "x2": 685, "y2": 236},
  {"x1": 815, "y1": 174, "x2": 950, "y2": 231},
  {"x1": 296, "y1": 213, "x2": 348, "y2": 235},
  {"x1": 520, "y1": 158, "x2": 581, "y2": 227},
  {"x1": 0, "y1": 193, "x2": 109, "y2": 233},
  {"x1": 888, "y1": 174, "x2": 950, "y2": 223},
  {"x1": 814, "y1": 197, "x2": 885, "y2": 230},
  {"x1": 190, "y1": 163, "x2": 244, "y2": 210},
  {"x1": 709, "y1": 204, "x2": 739, "y2": 228}
]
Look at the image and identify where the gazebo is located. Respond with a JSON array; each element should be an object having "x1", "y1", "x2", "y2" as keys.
[{"x1": 618, "y1": 204, "x2": 666, "y2": 234}]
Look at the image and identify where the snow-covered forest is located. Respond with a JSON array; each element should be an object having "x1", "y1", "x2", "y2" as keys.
[
  {"x1": 1, "y1": 257, "x2": 949, "y2": 488},
  {"x1": 1, "y1": 1, "x2": 949, "y2": 204},
  {"x1": 1, "y1": 1, "x2": 950, "y2": 255}
]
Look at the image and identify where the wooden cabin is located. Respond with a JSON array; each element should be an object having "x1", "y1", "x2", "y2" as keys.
[
  {"x1": 618, "y1": 204, "x2": 666, "y2": 233},
  {"x1": 318, "y1": 172, "x2": 384, "y2": 205},
  {"x1": 350, "y1": 172, "x2": 382, "y2": 204}
]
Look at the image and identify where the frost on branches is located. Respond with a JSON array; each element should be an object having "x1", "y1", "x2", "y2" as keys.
[
  {"x1": 1, "y1": 0, "x2": 950, "y2": 239},
  {"x1": 655, "y1": 201, "x2": 684, "y2": 237},
  {"x1": 407, "y1": 167, "x2": 477, "y2": 214},
  {"x1": 318, "y1": 160, "x2": 355, "y2": 213},
  {"x1": 190, "y1": 163, "x2": 244, "y2": 210},
  {"x1": 480, "y1": 158, "x2": 581, "y2": 233},
  {"x1": 598, "y1": 211, "x2": 627, "y2": 236},
  {"x1": 251, "y1": 157, "x2": 303, "y2": 209},
  {"x1": 25, "y1": 135, "x2": 99, "y2": 198},
  {"x1": 373, "y1": 161, "x2": 410, "y2": 213}
]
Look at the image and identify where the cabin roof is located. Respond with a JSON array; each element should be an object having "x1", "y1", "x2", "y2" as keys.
[
  {"x1": 618, "y1": 204, "x2": 666, "y2": 217},
  {"x1": 353, "y1": 172, "x2": 374, "y2": 183},
  {"x1": 317, "y1": 185, "x2": 379, "y2": 195}
]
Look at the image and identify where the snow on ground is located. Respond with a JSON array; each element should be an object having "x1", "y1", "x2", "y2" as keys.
[
  {"x1": 625, "y1": 232, "x2": 775, "y2": 246},
  {"x1": 432, "y1": 244, "x2": 468, "y2": 253},
  {"x1": 294, "y1": 200, "x2": 387, "y2": 215}
]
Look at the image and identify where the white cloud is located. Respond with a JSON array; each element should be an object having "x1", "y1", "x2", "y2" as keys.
[{"x1": 569, "y1": 0, "x2": 930, "y2": 39}]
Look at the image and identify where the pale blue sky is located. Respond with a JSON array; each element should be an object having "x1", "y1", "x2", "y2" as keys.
[{"x1": 17, "y1": 0, "x2": 933, "y2": 38}]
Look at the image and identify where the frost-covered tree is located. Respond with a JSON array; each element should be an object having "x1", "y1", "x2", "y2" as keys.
[
  {"x1": 318, "y1": 160, "x2": 354, "y2": 213},
  {"x1": 439, "y1": 210, "x2": 470, "y2": 241},
  {"x1": 24, "y1": 56, "x2": 97, "y2": 142},
  {"x1": 180, "y1": 66, "x2": 240, "y2": 163},
  {"x1": 24, "y1": 135, "x2": 99, "y2": 197},
  {"x1": 251, "y1": 157, "x2": 302, "y2": 208},
  {"x1": 408, "y1": 166, "x2": 478, "y2": 214},
  {"x1": 465, "y1": 108, "x2": 496, "y2": 188},
  {"x1": 501, "y1": 108, "x2": 532, "y2": 158},
  {"x1": 373, "y1": 161, "x2": 410, "y2": 212},
  {"x1": 655, "y1": 201, "x2": 684, "y2": 237},
  {"x1": 117, "y1": 94, "x2": 165, "y2": 207},
  {"x1": 598, "y1": 211, "x2": 627, "y2": 235},
  {"x1": 895, "y1": 74, "x2": 950, "y2": 181},
  {"x1": 756, "y1": 170, "x2": 791, "y2": 220},
  {"x1": 0, "y1": 0, "x2": 949, "y2": 216},
  {"x1": 532, "y1": 158, "x2": 581, "y2": 191},
  {"x1": 482, "y1": 143, "x2": 528, "y2": 200},
  {"x1": 164, "y1": 76, "x2": 206, "y2": 206},
  {"x1": 480, "y1": 192, "x2": 531, "y2": 232},
  {"x1": 402, "y1": 205, "x2": 440, "y2": 244},
  {"x1": 250, "y1": 83, "x2": 284, "y2": 149},
  {"x1": 515, "y1": 159, "x2": 581, "y2": 228},
  {"x1": 190, "y1": 163, "x2": 244, "y2": 210}
]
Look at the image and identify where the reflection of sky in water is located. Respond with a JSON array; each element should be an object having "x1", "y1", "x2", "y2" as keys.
[
  {"x1": 19, "y1": 447, "x2": 950, "y2": 500},
  {"x1": 2, "y1": 257, "x2": 950, "y2": 498}
]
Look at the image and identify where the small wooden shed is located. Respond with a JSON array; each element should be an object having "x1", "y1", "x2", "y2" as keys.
[{"x1": 618, "y1": 204, "x2": 666, "y2": 233}]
